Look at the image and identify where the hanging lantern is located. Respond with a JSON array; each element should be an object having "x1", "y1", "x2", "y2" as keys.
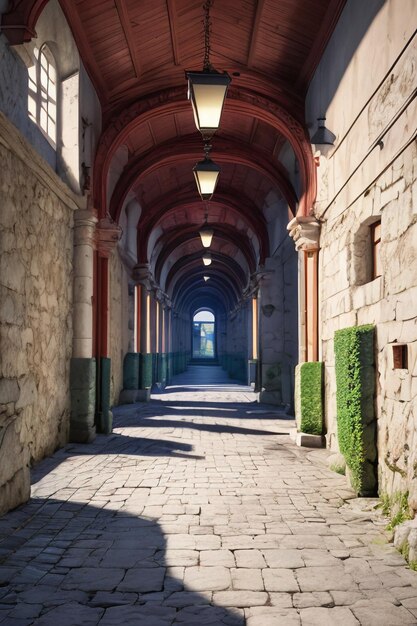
[
  {"x1": 187, "y1": 71, "x2": 231, "y2": 141},
  {"x1": 186, "y1": 0, "x2": 231, "y2": 141},
  {"x1": 193, "y1": 144, "x2": 220, "y2": 200},
  {"x1": 202, "y1": 253, "x2": 212, "y2": 266},
  {"x1": 199, "y1": 226, "x2": 214, "y2": 247}
]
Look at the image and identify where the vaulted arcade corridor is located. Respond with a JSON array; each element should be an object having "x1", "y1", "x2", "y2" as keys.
[{"x1": 1, "y1": 0, "x2": 417, "y2": 622}]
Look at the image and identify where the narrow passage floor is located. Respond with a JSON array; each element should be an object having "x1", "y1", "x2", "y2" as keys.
[{"x1": 0, "y1": 366, "x2": 416, "y2": 625}]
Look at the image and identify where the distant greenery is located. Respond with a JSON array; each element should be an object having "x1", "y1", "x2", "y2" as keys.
[
  {"x1": 334, "y1": 324, "x2": 376, "y2": 494},
  {"x1": 299, "y1": 362, "x2": 323, "y2": 435}
]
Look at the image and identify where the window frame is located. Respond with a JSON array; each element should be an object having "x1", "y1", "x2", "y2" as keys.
[
  {"x1": 370, "y1": 220, "x2": 381, "y2": 280},
  {"x1": 28, "y1": 44, "x2": 58, "y2": 148}
]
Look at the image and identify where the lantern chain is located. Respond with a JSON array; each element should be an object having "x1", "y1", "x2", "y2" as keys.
[{"x1": 203, "y1": 0, "x2": 213, "y2": 71}]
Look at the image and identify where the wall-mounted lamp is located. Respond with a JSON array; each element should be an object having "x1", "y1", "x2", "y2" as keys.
[
  {"x1": 193, "y1": 143, "x2": 220, "y2": 200},
  {"x1": 261, "y1": 304, "x2": 275, "y2": 317},
  {"x1": 202, "y1": 253, "x2": 212, "y2": 266},
  {"x1": 311, "y1": 117, "x2": 336, "y2": 148},
  {"x1": 186, "y1": 0, "x2": 231, "y2": 141}
]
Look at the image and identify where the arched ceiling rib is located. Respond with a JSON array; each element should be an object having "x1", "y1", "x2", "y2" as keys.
[
  {"x1": 166, "y1": 253, "x2": 247, "y2": 300},
  {"x1": 153, "y1": 227, "x2": 257, "y2": 282},
  {"x1": 138, "y1": 192, "x2": 270, "y2": 265},
  {"x1": 109, "y1": 134, "x2": 297, "y2": 222},
  {"x1": 93, "y1": 87, "x2": 314, "y2": 217},
  {"x1": 175, "y1": 281, "x2": 236, "y2": 315}
]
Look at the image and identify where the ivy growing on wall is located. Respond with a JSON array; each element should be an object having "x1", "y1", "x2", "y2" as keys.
[
  {"x1": 334, "y1": 324, "x2": 376, "y2": 495},
  {"x1": 299, "y1": 362, "x2": 323, "y2": 435}
]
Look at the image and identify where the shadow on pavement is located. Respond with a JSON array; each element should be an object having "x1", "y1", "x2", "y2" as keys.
[{"x1": 0, "y1": 499, "x2": 245, "y2": 625}]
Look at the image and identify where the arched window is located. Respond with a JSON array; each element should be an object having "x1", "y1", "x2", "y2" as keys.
[
  {"x1": 192, "y1": 309, "x2": 216, "y2": 359},
  {"x1": 28, "y1": 45, "x2": 57, "y2": 145}
]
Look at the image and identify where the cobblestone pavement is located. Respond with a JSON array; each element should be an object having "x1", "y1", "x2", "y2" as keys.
[{"x1": 0, "y1": 366, "x2": 416, "y2": 625}]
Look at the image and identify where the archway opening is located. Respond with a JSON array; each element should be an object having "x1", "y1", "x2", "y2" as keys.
[{"x1": 192, "y1": 309, "x2": 216, "y2": 360}]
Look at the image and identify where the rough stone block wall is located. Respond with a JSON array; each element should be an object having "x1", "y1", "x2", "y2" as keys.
[
  {"x1": 307, "y1": 6, "x2": 417, "y2": 508},
  {"x1": 259, "y1": 241, "x2": 298, "y2": 408},
  {"x1": 0, "y1": 113, "x2": 74, "y2": 514},
  {"x1": 320, "y1": 145, "x2": 417, "y2": 507}
]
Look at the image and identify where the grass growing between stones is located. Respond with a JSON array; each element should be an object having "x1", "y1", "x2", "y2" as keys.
[
  {"x1": 330, "y1": 462, "x2": 346, "y2": 476},
  {"x1": 379, "y1": 491, "x2": 412, "y2": 531}
]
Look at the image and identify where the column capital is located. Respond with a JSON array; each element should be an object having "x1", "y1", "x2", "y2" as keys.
[
  {"x1": 245, "y1": 268, "x2": 274, "y2": 297},
  {"x1": 133, "y1": 263, "x2": 154, "y2": 290},
  {"x1": 155, "y1": 289, "x2": 171, "y2": 309},
  {"x1": 287, "y1": 216, "x2": 321, "y2": 252},
  {"x1": 96, "y1": 215, "x2": 122, "y2": 258},
  {"x1": 73, "y1": 209, "x2": 98, "y2": 247}
]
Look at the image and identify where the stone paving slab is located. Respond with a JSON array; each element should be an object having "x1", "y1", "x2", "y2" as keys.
[{"x1": 0, "y1": 369, "x2": 416, "y2": 624}]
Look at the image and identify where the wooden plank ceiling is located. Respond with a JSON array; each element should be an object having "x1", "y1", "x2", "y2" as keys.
[
  {"x1": 71, "y1": 0, "x2": 344, "y2": 302},
  {"x1": 2, "y1": 0, "x2": 346, "y2": 305}
]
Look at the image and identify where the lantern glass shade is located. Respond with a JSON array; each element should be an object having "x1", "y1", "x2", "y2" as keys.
[
  {"x1": 187, "y1": 71, "x2": 231, "y2": 138},
  {"x1": 202, "y1": 253, "x2": 212, "y2": 266},
  {"x1": 193, "y1": 157, "x2": 220, "y2": 200},
  {"x1": 199, "y1": 227, "x2": 214, "y2": 248}
]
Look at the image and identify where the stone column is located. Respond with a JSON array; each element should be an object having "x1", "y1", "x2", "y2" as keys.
[
  {"x1": 165, "y1": 302, "x2": 173, "y2": 382},
  {"x1": 135, "y1": 264, "x2": 154, "y2": 392},
  {"x1": 73, "y1": 210, "x2": 97, "y2": 358},
  {"x1": 155, "y1": 292, "x2": 168, "y2": 389},
  {"x1": 287, "y1": 216, "x2": 323, "y2": 439},
  {"x1": 287, "y1": 216, "x2": 321, "y2": 363},
  {"x1": 95, "y1": 216, "x2": 122, "y2": 433},
  {"x1": 70, "y1": 209, "x2": 97, "y2": 443},
  {"x1": 257, "y1": 265, "x2": 283, "y2": 404}
]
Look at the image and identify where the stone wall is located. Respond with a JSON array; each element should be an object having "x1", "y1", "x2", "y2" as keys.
[
  {"x1": 0, "y1": 112, "x2": 77, "y2": 514},
  {"x1": 307, "y1": 1, "x2": 417, "y2": 507},
  {"x1": 109, "y1": 246, "x2": 131, "y2": 407},
  {"x1": 260, "y1": 192, "x2": 298, "y2": 407}
]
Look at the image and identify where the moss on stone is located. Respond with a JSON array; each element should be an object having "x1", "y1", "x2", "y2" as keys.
[{"x1": 334, "y1": 324, "x2": 376, "y2": 495}]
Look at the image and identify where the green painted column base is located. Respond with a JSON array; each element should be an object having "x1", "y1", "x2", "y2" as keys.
[
  {"x1": 123, "y1": 352, "x2": 140, "y2": 389},
  {"x1": 97, "y1": 357, "x2": 113, "y2": 434},
  {"x1": 70, "y1": 358, "x2": 96, "y2": 443},
  {"x1": 248, "y1": 359, "x2": 257, "y2": 385},
  {"x1": 140, "y1": 353, "x2": 153, "y2": 389},
  {"x1": 156, "y1": 353, "x2": 168, "y2": 389}
]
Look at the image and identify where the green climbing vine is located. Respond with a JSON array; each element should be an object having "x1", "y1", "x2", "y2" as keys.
[
  {"x1": 334, "y1": 324, "x2": 376, "y2": 495},
  {"x1": 299, "y1": 362, "x2": 323, "y2": 435}
]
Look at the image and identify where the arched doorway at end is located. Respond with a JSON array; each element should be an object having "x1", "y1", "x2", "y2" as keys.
[{"x1": 192, "y1": 309, "x2": 216, "y2": 361}]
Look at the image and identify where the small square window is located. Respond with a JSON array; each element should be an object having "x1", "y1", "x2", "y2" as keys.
[{"x1": 392, "y1": 344, "x2": 408, "y2": 369}]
